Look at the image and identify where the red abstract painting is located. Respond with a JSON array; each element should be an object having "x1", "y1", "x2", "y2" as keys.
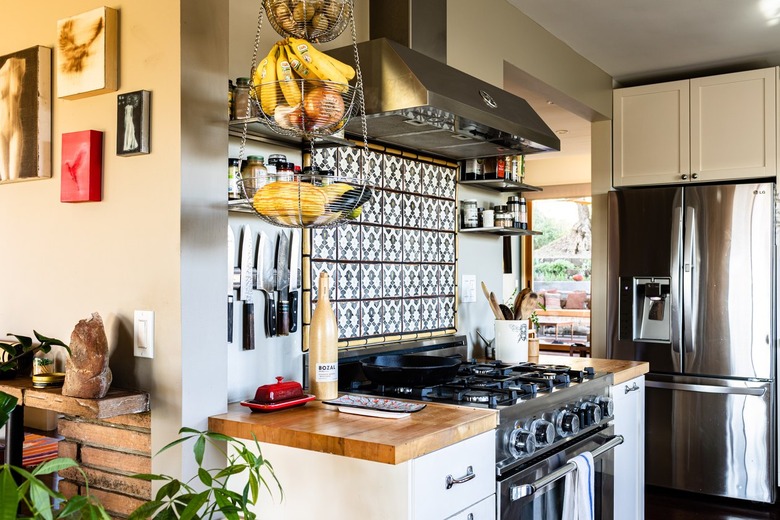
[{"x1": 61, "y1": 130, "x2": 102, "y2": 202}]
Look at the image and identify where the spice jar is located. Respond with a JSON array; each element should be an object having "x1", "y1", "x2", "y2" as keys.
[
  {"x1": 519, "y1": 197, "x2": 528, "y2": 229},
  {"x1": 228, "y1": 158, "x2": 241, "y2": 200},
  {"x1": 507, "y1": 196, "x2": 521, "y2": 227},
  {"x1": 494, "y1": 204, "x2": 513, "y2": 228},
  {"x1": 241, "y1": 155, "x2": 267, "y2": 183},
  {"x1": 276, "y1": 161, "x2": 295, "y2": 182},
  {"x1": 267, "y1": 154, "x2": 287, "y2": 173},
  {"x1": 233, "y1": 77, "x2": 252, "y2": 119},
  {"x1": 461, "y1": 199, "x2": 478, "y2": 229}
]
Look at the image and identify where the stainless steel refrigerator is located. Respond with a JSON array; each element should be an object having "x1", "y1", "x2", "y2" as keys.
[{"x1": 607, "y1": 181, "x2": 776, "y2": 503}]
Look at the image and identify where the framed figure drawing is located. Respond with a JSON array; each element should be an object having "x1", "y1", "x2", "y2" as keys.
[
  {"x1": 61, "y1": 130, "x2": 103, "y2": 202},
  {"x1": 57, "y1": 7, "x2": 118, "y2": 99},
  {"x1": 0, "y1": 46, "x2": 52, "y2": 184},
  {"x1": 117, "y1": 90, "x2": 151, "y2": 156}
]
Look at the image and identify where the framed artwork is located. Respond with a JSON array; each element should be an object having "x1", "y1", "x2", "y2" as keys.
[
  {"x1": 61, "y1": 130, "x2": 103, "y2": 202},
  {"x1": 57, "y1": 6, "x2": 118, "y2": 100},
  {"x1": 0, "y1": 46, "x2": 52, "y2": 184},
  {"x1": 116, "y1": 90, "x2": 151, "y2": 156}
]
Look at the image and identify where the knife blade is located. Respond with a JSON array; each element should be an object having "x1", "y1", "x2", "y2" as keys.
[
  {"x1": 275, "y1": 231, "x2": 291, "y2": 336},
  {"x1": 255, "y1": 231, "x2": 276, "y2": 337},
  {"x1": 288, "y1": 230, "x2": 301, "y2": 333},
  {"x1": 227, "y1": 226, "x2": 236, "y2": 343},
  {"x1": 239, "y1": 225, "x2": 255, "y2": 350}
]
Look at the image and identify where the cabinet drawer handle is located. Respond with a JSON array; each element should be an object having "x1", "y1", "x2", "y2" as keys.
[
  {"x1": 624, "y1": 382, "x2": 640, "y2": 394},
  {"x1": 446, "y1": 466, "x2": 475, "y2": 489},
  {"x1": 691, "y1": 173, "x2": 699, "y2": 180},
  {"x1": 681, "y1": 174, "x2": 688, "y2": 180}
]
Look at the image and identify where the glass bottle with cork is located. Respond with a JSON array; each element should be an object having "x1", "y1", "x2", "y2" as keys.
[{"x1": 308, "y1": 271, "x2": 338, "y2": 400}]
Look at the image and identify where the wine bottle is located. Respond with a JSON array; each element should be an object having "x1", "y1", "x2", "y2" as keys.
[{"x1": 309, "y1": 272, "x2": 338, "y2": 400}]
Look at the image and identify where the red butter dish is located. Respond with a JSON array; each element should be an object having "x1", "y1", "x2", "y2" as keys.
[{"x1": 240, "y1": 376, "x2": 315, "y2": 412}]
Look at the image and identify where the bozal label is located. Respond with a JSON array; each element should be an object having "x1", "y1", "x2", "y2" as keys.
[{"x1": 315, "y1": 363, "x2": 338, "y2": 382}]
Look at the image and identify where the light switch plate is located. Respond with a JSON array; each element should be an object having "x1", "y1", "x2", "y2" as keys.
[
  {"x1": 461, "y1": 275, "x2": 477, "y2": 303},
  {"x1": 134, "y1": 310, "x2": 154, "y2": 358}
]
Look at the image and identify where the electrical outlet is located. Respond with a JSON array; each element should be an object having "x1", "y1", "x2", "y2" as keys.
[{"x1": 134, "y1": 310, "x2": 154, "y2": 358}]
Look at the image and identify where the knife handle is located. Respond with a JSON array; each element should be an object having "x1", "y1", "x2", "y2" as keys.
[
  {"x1": 277, "y1": 301, "x2": 290, "y2": 337},
  {"x1": 264, "y1": 292, "x2": 277, "y2": 337},
  {"x1": 227, "y1": 295, "x2": 234, "y2": 343},
  {"x1": 243, "y1": 301, "x2": 255, "y2": 350},
  {"x1": 289, "y1": 291, "x2": 299, "y2": 333}
]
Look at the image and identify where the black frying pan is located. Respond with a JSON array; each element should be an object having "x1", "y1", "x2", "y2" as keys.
[{"x1": 360, "y1": 354, "x2": 461, "y2": 386}]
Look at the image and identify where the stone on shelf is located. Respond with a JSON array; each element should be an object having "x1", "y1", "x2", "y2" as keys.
[{"x1": 62, "y1": 312, "x2": 113, "y2": 399}]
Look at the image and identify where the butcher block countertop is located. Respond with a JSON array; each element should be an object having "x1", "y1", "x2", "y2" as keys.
[
  {"x1": 208, "y1": 356, "x2": 649, "y2": 465},
  {"x1": 540, "y1": 355, "x2": 650, "y2": 385},
  {"x1": 209, "y1": 400, "x2": 498, "y2": 465}
]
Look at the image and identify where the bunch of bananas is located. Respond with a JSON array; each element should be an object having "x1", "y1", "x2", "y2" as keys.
[
  {"x1": 253, "y1": 38, "x2": 355, "y2": 132},
  {"x1": 252, "y1": 180, "x2": 370, "y2": 225}
]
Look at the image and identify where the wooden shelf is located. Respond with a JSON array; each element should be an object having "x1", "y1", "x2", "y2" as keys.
[
  {"x1": 458, "y1": 179, "x2": 543, "y2": 193},
  {"x1": 459, "y1": 226, "x2": 541, "y2": 237},
  {"x1": 0, "y1": 378, "x2": 149, "y2": 419}
]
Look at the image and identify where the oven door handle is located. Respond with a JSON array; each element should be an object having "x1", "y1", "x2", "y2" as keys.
[{"x1": 509, "y1": 435, "x2": 624, "y2": 501}]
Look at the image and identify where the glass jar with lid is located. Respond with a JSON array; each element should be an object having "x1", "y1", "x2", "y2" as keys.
[
  {"x1": 461, "y1": 199, "x2": 478, "y2": 229},
  {"x1": 494, "y1": 204, "x2": 513, "y2": 228},
  {"x1": 233, "y1": 77, "x2": 252, "y2": 119},
  {"x1": 267, "y1": 154, "x2": 287, "y2": 173},
  {"x1": 241, "y1": 155, "x2": 268, "y2": 182}
]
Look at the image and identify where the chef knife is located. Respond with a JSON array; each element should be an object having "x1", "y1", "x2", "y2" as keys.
[
  {"x1": 255, "y1": 230, "x2": 276, "y2": 337},
  {"x1": 227, "y1": 226, "x2": 235, "y2": 343},
  {"x1": 239, "y1": 225, "x2": 255, "y2": 350},
  {"x1": 288, "y1": 230, "x2": 301, "y2": 333},
  {"x1": 275, "y1": 231, "x2": 291, "y2": 336}
]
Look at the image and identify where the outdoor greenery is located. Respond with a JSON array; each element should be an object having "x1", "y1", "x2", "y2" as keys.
[
  {"x1": 532, "y1": 212, "x2": 566, "y2": 249},
  {"x1": 534, "y1": 259, "x2": 578, "y2": 281}
]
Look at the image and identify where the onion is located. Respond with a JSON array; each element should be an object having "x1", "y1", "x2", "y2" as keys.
[{"x1": 303, "y1": 87, "x2": 345, "y2": 129}]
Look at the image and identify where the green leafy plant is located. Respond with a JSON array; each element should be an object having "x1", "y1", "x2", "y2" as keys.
[
  {"x1": 129, "y1": 427, "x2": 283, "y2": 520},
  {"x1": 533, "y1": 259, "x2": 577, "y2": 281},
  {"x1": 0, "y1": 458, "x2": 109, "y2": 519}
]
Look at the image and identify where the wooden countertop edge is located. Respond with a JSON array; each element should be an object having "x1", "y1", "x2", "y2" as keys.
[{"x1": 209, "y1": 401, "x2": 498, "y2": 465}]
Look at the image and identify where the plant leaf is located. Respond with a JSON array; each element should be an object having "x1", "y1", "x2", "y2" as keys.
[
  {"x1": 33, "y1": 331, "x2": 69, "y2": 349},
  {"x1": 29, "y1": 480, "x2": 54, "y2": 520},
  {"x1": 0, "y1": 393, "x2": 18, "y2": 430},
  {"x1": 178, "y1": 491, "x2": 209, "y2": 520},
  {"x1": 214, "y1": 464, "x2": 246, "y2": 479},
  {"x1": 193, "y1": 435, "x2": 206, "y2": 466},
  {"x1": 32, "y1": 457, "x2": 78, "y2": 476},
  {"x1": 7, "y1": 334, "x2": 31, "y2": 348},
  {"x1": 197, "y1": 467, "x2": 213, "y2": 487},
  {"x1": 58, "y1": 494, "x2": 88, "y2": 516},
  {"x1": 0, "y1": 467, "x2": 21, "y2": 520},
  {"x1": 131, "y1": 473, "x2": 169, "y2": 481},
  {"x1": 128, "y1": 500, "x2": 165, "y2": 520}
]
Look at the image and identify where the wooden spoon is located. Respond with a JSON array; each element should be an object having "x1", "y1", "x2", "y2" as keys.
[
  {"x1": 513, "y1": 288, "x2": 531, "y2": 319},
  {"x1": 519, "y1": 293, "x2": 539, "y2": 321},
  {"x1": 489, "y1": 292, "x2": 504, "y2": 320}
]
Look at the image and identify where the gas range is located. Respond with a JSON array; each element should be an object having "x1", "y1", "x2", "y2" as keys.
[{"x1": 328, "y1": 335, "x2": 616, "y2": 476}]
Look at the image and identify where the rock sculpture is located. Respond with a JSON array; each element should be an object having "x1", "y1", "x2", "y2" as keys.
[{"x1": 62, "y1": 312, "x2": 112, "y2": 398}]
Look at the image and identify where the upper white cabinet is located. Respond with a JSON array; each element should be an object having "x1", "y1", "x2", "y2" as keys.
[{"x1": 614, "y1": 67, "x2": 777, "y2": 187}]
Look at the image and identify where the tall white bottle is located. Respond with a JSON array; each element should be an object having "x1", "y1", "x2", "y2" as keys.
[{"x1": 309, "y1": 272, "x2": 338, "y2": 400}]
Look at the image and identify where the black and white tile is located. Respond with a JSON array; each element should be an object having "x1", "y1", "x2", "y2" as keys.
[
  {"x1": 403, "y1": 264, "x2": 421, "y2": 297},
  {"x1": 360, "y1": 186, "x2": 382, "y2": 225},
  {"x1": 383, "y1": 155, "x2": 404, "y2": 191},
  {"x1": 421, "y1": 298, "x2": 439, "y2": 330},
  {"x1": 421, "y1": 163, "x2": 439, "y2": 197},
  {"x1": 336, "y1": 262, "x2": 361, "y2": 300},
  {"x1": 361, "y1": 224, "x2": 382, "y2": 262},
  {"x1": 360, "y1": 263, "x2": 382, "y2": 300},
  {"x1": 440, "y1": 233, "x2": 456, "y2": 263},
  {"x1": 439, "y1": 264, "x2": 456, "y2": 295},
  {"x1": 439, "y1": 199, "x2": 457, "y2": 232},
  {"x1": 337, "y1": 146, "x2": 362, "y2": 180},
  {"x1": 421, "y1": 197, "x2": 439, "y2": 230},
  {"x1": 384, "y1": 191, "x2": 403, "y2": 227},
  {"x1": 439, "y1": 296, "x2": 456, "y2": 329},
  {"x1": 312, "y1": 227, "x2": 337, "y2": 260},
  {"x1": 403, "y1": 159, "x2": 422, "y2": 194},
  {"x1": 403, "y1": 194, "x2": 422, "y2": 229},
  {"x1": 337, "y1": 224, "x2": 361, "y2": 261},
  {"x1": 383, "y1": 299, "x2": 402, "y2": 334},
  {"x1": 402, "y1": 298, "x2": 421, "y2": 332},
  {"x1": 439, "y1": 167, "x2": 456, "y2": 199},
  {"x1": 384, "y1": 263, "x2": 403, "y2": 298},
  {"x1": 337, "y1": 300, "x2": 361, "y2": 338},
  {"x1": 383, "y1": 227, "x2": 403, "y2": 262},
  {"x1": 420, "y1": 230, "x2": 438, "y2": 263},
  {"x1": 403, "y1": 229, "x2": 421, "y2": 263},
  {"x1": 420, "y1": 264, "x2": 438, "y2": 296},
  {"x1": 361, "y1": 300, "x2": 383, "y2": 337},
  {"x1": 311, "y1": 261, "x2": 337, "y2": 301},
  {"x1": 312, "y1": 146, "x2": 337, "y2": 173}
]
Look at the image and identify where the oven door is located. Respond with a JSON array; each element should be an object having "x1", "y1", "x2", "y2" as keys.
[{"x1": 497, "y1": 425, "x2": 621, "y2": 520}]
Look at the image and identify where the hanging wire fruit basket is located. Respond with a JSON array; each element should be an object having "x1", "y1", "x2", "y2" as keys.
[
  {"x1": 236, "y1": 0, "x2": 373, "y2": 228},
  {"x1": 251, "y1": 79, "x2": 358, "y2": 139},
  {"x1": 238, "y1": 173, "x2": 372, "y2": 228},
  {"x1": 263, "y1": 0, "x2": 352, "y2": 43}
]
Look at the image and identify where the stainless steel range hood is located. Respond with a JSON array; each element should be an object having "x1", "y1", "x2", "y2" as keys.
[{"x1": 328, "y1": 38, "x2": 560, "y2": 160}]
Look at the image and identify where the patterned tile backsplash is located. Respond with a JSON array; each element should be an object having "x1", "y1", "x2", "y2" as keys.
[{"x1": 305, "y1": 146, "x2": 458, "y2": 343}]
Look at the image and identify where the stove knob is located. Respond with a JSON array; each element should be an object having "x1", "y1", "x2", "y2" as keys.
[
  {"x1": 558, "y1": 411, "x2": 580, "y2": 436},
  {"x1": 580, "y1": 402, "x2": 602, "y2": 426},
  {"x1": 510, "y1": 429, "x2": 537, "y2": 457},
  {"x1": 597, "y1": 396, "x2": 614, "y2": 418},
  {"x1": 531, "y1": 419, "x2": 555, "y2": 446}
]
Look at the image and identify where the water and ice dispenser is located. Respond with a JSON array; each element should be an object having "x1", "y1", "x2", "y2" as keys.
[{"x1": 618, "y1": 277, "x2": 671, "y2": 343}]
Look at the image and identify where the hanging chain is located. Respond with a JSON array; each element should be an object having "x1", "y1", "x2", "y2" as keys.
[
  {"x1": 349, "y1": 0, "x2": 370, "y2": 187},
  {"x1": 238, "y1": 7, "x2": 266, "y2": 171}
]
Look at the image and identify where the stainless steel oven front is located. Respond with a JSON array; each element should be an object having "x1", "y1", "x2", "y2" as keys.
[{"x1": 497, "y1": 425, "x2": 621, "y2": 519}]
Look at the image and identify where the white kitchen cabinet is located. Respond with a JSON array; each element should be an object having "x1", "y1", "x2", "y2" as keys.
[
  {"x1": 613, "y1": 67, "x2": 776, "y2": 187},
  {"x1": 246, "y1": 430, "x2": 496, "y2": 520},
  {"x1": 611, "y1": 375, "x2": 645, "y2": 520}
]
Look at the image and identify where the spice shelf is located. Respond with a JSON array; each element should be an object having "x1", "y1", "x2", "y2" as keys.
[
  {"x1": 459, "y1": 227, "x2": 541, "y2": 237},
  {"x1": 458, "y1": 179, "x2": 543, "y2": 193}
]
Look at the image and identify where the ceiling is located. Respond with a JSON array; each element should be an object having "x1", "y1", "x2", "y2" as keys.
[{"x1": 505, "y1": 0, "x2": 780, "y2": 160}]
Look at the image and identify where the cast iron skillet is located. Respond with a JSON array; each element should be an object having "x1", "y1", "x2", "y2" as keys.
[{"x1": 360, "y1": 354, "x2": 462, "y2": 386}]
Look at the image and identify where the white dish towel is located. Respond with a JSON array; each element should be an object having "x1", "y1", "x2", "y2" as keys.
[{"x1": 561, "y1": 451, "x2": 595, "y2": 520}]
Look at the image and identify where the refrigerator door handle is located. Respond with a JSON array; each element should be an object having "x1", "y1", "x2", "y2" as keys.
[
  {"x1": 646, "y1": 380, "x2": 767, "y2": 397},
  {"x1": 670, "y1": 205, "x2": 682, "y2": 358},
  {"x1": 683, "y1": 206, "x2": 696, "y2": 355}
]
